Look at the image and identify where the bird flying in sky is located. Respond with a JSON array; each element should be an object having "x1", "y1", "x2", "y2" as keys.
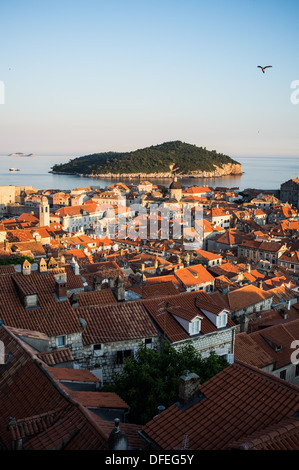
[{"x1": 257, "y1": 65, "x2": 272, "y2": 73}]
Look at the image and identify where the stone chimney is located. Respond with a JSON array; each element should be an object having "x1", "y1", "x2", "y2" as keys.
[
  {"x1": 108, "y1": 418, "x2": 128, "y2": 450},
  {"x1": 108, "y1": 276, "x2": 114, "y2": 289},
  {"x1": 55, "y1": 279, "x2": 67, "y2": 301},
  {"x1": 178, "y1": 370, "x2": 201, "y2": 407},
  {"x1": 70, "y1": 257, "x2": 80, "y2": 275},
  {"x1": 240, "y1": 313, "x2": 249, "y2": 333},
  {"x1": 114, "y1": 275, "x2": 125, "y2": 301},
  {"x1": 93, "y1": 276, "x2": 102, "y2": 291}
]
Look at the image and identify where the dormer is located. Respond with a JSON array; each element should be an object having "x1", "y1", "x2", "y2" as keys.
[
  {"x1": 167, "y1": 304, "x2": 203, "y2": 336},
  {"x1": 196, "y1": 299, "x2": 229, "y2": 329}
]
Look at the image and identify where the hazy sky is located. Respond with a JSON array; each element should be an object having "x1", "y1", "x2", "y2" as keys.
[{"x1": 1, "y1": 0, "x2": 299, "y2": 157}]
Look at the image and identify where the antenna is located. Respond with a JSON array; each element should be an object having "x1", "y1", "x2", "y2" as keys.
[{"x1": 181, "y1": 434, "x2": 189, "y2": 450}]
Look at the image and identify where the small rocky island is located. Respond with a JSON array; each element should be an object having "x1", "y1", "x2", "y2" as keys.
[
  {"x1": 9, "y1": 153, "x2": 35, "y2": 157},
  {"x1": 50, "y1": 141, "x2": 242, "y2": 179}
]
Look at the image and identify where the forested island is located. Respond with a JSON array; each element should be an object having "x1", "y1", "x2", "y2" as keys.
[{"x1": 50, "y1": 141, "x2": 242, "y2": 178}]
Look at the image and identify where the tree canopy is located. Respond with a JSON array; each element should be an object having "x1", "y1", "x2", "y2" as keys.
[{"x1": 102, "y1": 341, "x2": 229, "y2": 424}]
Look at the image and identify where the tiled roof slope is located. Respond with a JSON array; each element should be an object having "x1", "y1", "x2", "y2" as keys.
[
  {"x1": 211, "y1": 285, "x2": 274, "y2": 313},
  {"x1": 235, "y1": 319, "x2": 299, "y2": 370},
  {"x1": 0, "y1": 325, "x2": 140, "y2": 450},
  {"x1": 228, "y1": 417, "x2": 299, "y2": 450},
  {"x1": 142, "y1": 290, "x2": 234, "y2": 343},
  {"x1": 141, "y1": 360, "x2": 299, "y2": 450},
  {"x1": 75, "y1": 302, "x2": 159, "y2": 345},
  {"x1": 37, "y1": 348, "x2": 74, "y2": 366},
  {"x1": 0, "y1": 270, "x2": 82, "y2": 336},
  {"x1": 73, "y1": 288, "x2": 117, "y2": 308},
  {"x1": 45, "y1": 366, "x2": 101, "y2": 383}
]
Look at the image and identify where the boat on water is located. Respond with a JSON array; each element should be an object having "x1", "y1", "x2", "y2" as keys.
[{"x1": 9, "y1": 168, "x2": 20, "y2": 171}]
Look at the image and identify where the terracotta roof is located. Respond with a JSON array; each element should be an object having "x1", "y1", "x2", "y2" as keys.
[
  {"x1": 130, "y1": 281, "x2": 182, "y2": 298},
  {"x1": 60, "y1": 389, "x2": 129, "y2": 410},
  {"x1": 45, "y1": 366, "x2": 101, "y2": 383},
  {"x1": 141, "y1": 360, "x2": 299, "y2": 450},
  {"x1": 37, "y1": 348, "x2": 74, "y2": 366},
  {"x1": 142, "y1": 290, "x2": 234, "y2": 343},
  {"x1": 228, "y1": 417, "x2": 299, "y2": 450},
  {"x1": 0, "y1": 270, "x2": 82, "y2": 337},
  {"x1": 226, "y1": 285, "x2": 274, "y2": 312},
  {"x1": 75, "y1": 302, "x2": 159, "y2": 345},
  {"x1": 235, "y1": 319, "x2": 299, "y2": 370},
  {"x1": 174, "y1": 264, "x2": 215, "y2": 288},
  {"x1": 0, "y1": 325, "x2": 142, "y2": 450},
  {"x1": 73, "y1": 289, "x2": 117, "y2": 307}
]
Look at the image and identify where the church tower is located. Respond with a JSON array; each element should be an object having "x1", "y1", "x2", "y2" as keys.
[
  {"x1": 39, "y1": 196, "x2": 50, "y2": 227},
  {"x1": 169, "y1": 176, "x2": 182, "y2": 202}
]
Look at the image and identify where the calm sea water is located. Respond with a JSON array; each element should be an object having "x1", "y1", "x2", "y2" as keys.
[{"x1": 0, "y1": 154, "x2": 298, "y2": 192}]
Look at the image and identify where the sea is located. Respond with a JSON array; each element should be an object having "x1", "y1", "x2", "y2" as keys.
[{"x1": 0, "y1": 154, "x2": 298, "y2": 192}]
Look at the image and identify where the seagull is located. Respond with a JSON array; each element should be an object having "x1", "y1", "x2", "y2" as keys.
[{"x1": 257, "y1": 65, "x2": 272, "y2": 74}]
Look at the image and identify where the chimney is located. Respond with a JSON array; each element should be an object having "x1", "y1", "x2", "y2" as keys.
[
  {"x1": 108, "y1": 418, "x2": 128, "y2": 450},
  {"x1": 70, "y1": 293, "x2": 79, "y2": 308},
  {"x1": 70, "y1": 257, "x2": 80, "y2": 275},
  {"x1": 240, "y1": 313, "x2": 249, "y2": 333},
  {"x1": 22, "y1": 259, "x2": 31, "y2": 275},
  {"x1": 108, "y1": 276, "x2": 114, "y2": 289},
  {"x1": 93, "y1": 276, "x2": 102, "y2": 291},
  {"x1": 55, "y1": 279, "x2": 67, "y2": 301},
  {"x1": 178, "y1": 370, "x2": 201, "y2": 407},
  {"x1": 114, "y1": 275, "x2": 125, "y2": 301}
]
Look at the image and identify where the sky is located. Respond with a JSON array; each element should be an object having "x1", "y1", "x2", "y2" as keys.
[{"x1": 1, "y1": 0, "x2": 299, "y2": 158}]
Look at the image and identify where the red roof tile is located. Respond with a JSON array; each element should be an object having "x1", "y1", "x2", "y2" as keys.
[{"x1": 141, "y1": 360, "x2": 299, "y2": 450}]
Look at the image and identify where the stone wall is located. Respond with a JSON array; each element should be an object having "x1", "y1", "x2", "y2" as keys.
[
  {"x1": 172, "y1": 327, "x2": 235, "y2": 360},
  {"x1": 79, "y1": 336, "x2": 161, "y2": 385}
]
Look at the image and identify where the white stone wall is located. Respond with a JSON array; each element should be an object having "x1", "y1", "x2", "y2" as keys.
[{"x1": 172, "y1": 327, "x2": 235, "y2": 360}]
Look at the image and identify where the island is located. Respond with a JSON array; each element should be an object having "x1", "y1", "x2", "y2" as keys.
[
  {"x1": 50, "y1": 141, "x2": 242, "y2": 179},
  {"x1": 9, "y1": 153, "x2": 35, "y2": 157}
]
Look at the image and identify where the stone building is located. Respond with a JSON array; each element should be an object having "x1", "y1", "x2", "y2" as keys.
[
  {"x1": 142, "y1": 290, "x2": 236, "y2": 363},
  {"x1": 280, "y1": 177, "x2": 299, "y2": 207},
  {"x1": 72, "y1": 300, "x2": 160, "y2": 384}
]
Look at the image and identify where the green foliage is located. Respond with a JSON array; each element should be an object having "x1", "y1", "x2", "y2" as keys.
[
  {"x1": 51, "y1": 141, "x2": 239, "y2": 175},
  {"x1": 102, "y1": 341, "x2": 229, "y2": 424},
  {"x1": 0, "y1": 255, "x2": 34, "y2": 265}
]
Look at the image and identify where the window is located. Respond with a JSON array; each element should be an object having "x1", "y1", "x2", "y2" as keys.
[
  {"x1": 295, "y1": 364, "x2": 299, "y2": 377},
  {"x1": 145, "y1": 338, "x2": 152, "y2": 349},
  {"x1": 56, "y1": 335, "x2": 66, "y2": 348},
  {"x1": 189, "y1": 319, "x2": 200, "y2": 335},
  {"x1": 116, "y1": 349, "x2": 132, "y2": 365},
  {"x1": 93, "y1": 344, "x2": 104, "y2": 356},
  {"x1": 280, "y1": 370, "x2": 286, "y2": 380},
  {"x1": 218, "y1": 314, "x2": 227, "y2": 328}
]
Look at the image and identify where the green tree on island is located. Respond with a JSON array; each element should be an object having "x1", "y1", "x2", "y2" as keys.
[{"x1": 103, "y1": 341, "x2": 229, "y2": 424}]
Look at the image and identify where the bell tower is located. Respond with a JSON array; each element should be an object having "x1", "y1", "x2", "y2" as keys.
[{"x1": 39, "y1": 196, "x2": 50, "y2": 226}]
